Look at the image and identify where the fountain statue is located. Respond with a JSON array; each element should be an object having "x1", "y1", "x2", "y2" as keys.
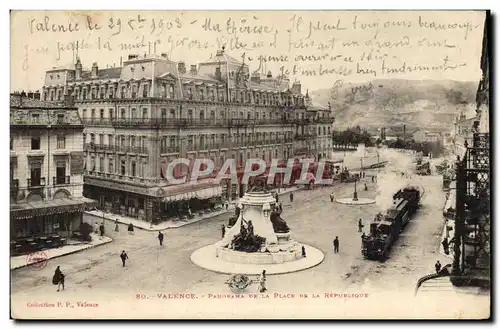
[{"x1": 190, "y1": 187, "x2": 325, "y2": 274}]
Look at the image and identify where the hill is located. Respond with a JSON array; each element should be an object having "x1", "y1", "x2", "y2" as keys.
[{"x1": 310, "y1": 79, "x2": 479, "y2": 132}]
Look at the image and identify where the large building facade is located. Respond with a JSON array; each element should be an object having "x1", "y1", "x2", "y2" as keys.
[
  {"x1": 41, "y1": 49, "x2": 334, "y2": 223},
  {"x1": 10, "y1": 93, "x2": 95, "y2": 242}
]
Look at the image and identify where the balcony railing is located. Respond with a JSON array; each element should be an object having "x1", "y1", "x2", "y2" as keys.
[
  {"x1": 53, "y1": 175, "x2": 70, "y2": 186},
  {"x1": 82, "y1": 119, "x2": 113, "y2": 126},
  {"x1": 27, "y1": 177, "x2": 46, "y2": 188},
  {"x1": 294, "y1": 134, "x2": 316, "y2": 141},
  {"x1": 85, "y1": 143, "x2": 148, "y2": 154},
  {"x1": 159, "y1": 146, "x2": 180, "y2": 154}
]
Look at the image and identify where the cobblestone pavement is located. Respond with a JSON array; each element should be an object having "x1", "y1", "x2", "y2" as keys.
[{"x1": 12, "y1": 150, "x2": 472, "y2": 318}]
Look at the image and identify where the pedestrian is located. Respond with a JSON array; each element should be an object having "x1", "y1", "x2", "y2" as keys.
[
  {"x1": 371, "y1": 176, "x2": 374, "y2": 183},
  {"x1": 289, "y1": 192, "x2": 294, "y2": 203},
  {"x1": 94, "y1": 222, "x2": 99, "y2": 234},
  {"x1": 330, "y1": 192, "x2": 334, "y2": 202},
  {"x1": 115, "y1": 219, "x2": 119, "y2": 232},
  {"x1": 120, "y1": 250, "x2": 129, "y2": 267},
  {"x1": 99, "y1": 223, "x2": 105, "y2": 237},
  {"x1": 301, "y1": 246, "x2": 306, "y2": 258},
  {"x1": 333, "y1": 236, "x2": 339, "y2": 253},
  {"x1": 279, "y1": 202, "x2": 283, "y2": 212},
  {"x1": 358, "y1": 219, "x2": 363, "y2": 232},
  {"x1": 221, "y1": 224, "x2": 226, "y2": 239},
  {"x1": 258, "y1": 270, "x2": 267, "y2": 293},
  {"x1": 225, "y1": 203, "x2": 228, "y2": 211},
  {"x1": 158, "y1": 231, "x2": 164, "y2": 246},
  {"x1": 364, "y1": 183, "x2": 368, "y2": 191},
  {"x1": 53, "y1": 266, "x2": 65, "y2": 292},
  {"x1": 275, "y1": 194, "x2": 279, "y2": 203},
  {"x1": 128, "y1": 223, "x2": 134, "y2": 235},
  {"x1": 442, "y1": 238, "x2": 449, "y2": 255},
  {"x1": 435, "y1": 260, "x2": 442, "y2": 274}
]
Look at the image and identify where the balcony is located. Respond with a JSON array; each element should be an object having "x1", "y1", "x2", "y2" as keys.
[
  {"x1": 294, "y1": 134, "x2": 315, "y2": 141},
  {"x1": 115, "y1": 145, "x2": 149, "y2": 154},
  {"x1": 314, "y1": 117, "x2": 335, "y2": 124},
  {"x1": 160, "y1": 146, "x2": 180, "y2": 154},
  {"x1": 82, "y1": 119, "x2": 113, "y2": 126},
  {"x1": 10, "y1": 179, "x2": 19, "y2": 191},
  {"x1": 53, "y1": 175, "x2": 70, "y2": 186},
  {"x1": 27, "y1": 177, "x2": 46, "y2": 188},
  {"x1": 85, "y1": 143, "x2": 148, "y2": 154}
]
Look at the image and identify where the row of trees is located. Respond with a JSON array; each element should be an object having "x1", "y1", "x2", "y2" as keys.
[
  {"x1": 381, "y1": 138, "x2": 446, "y2": 157},
  {"x1": 332, "y1": 126, "x2": 375, "y2": 147}
]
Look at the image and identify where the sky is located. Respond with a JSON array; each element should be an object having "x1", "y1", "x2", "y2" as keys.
[{"x1": 10, "y1": 10, "x2": 486, "y2": 93}]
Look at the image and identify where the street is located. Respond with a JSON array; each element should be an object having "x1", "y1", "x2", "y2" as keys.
[{"x1": 11, "y1": 151, "x2": 452, "y2": 318}]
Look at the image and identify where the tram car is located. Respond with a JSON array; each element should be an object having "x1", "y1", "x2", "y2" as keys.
[{"x1": 361, "y1": 186, "x2": 421, "y2": 260}]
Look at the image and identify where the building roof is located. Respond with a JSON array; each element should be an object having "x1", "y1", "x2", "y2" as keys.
[
  {"x1": 80, "y1": 67, "x2": 122, "y2": 80},
  {"x1": 10, "y1": 94, "x2": 67, "y2": 108}
]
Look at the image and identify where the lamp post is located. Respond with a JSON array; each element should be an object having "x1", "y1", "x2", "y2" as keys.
[{"x1": 353, "y1": 178, "x2": 358, "y2": 201}]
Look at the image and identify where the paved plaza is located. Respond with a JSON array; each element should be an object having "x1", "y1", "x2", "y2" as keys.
[{"x1": 12, "y1": 150, "x2": 480, "y2": 318}]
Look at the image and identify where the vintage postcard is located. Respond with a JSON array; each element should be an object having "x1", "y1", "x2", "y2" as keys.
[{"x1": 9, "y1": 10, "x2": 490, "y2": 319}]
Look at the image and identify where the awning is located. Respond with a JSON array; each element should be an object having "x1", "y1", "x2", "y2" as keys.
[
  {"x1": 10, "y1": 197, "x2": 97, "y2": 220},
  {"x1": 162, "y1": 184, "x2": 223, "y2": 202}
]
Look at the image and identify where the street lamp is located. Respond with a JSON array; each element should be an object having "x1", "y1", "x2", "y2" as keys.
[{"x1": 353, "y1": 178, "x2": 358, "y2": 201}]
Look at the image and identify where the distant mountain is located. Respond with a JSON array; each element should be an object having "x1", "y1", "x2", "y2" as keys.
[{"x1": 310, "y1": 79, "x2": 479, "y2": 132}]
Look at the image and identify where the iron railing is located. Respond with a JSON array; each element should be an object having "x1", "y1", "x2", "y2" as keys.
[
  {"x1": 27, "y1": 177, "x2": 46, "y2": 188},
  {"x1": 53, "y1": 175, "x2": 70, "y2": 186}
]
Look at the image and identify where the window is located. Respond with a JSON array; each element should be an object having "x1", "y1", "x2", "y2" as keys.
[
  {"x1": 91, "y1": 88, "x2": 96, "y2": 99},
  {"x1": 10, "y1": 137, "x2": 13, "y2": 150},
  {"x1": 100, "y1": 109, "x2": 104, "y2": 119},
  {"x1": 120, "y1": 86, "x2": 126, "y2": 99},
  {"x1": 121, "y1": 108, "x2": 126, "y2": 119},
  {"x1": 131, "y1": 162, "x2": 136, "y2": 176},
  {"x1": 90, "y1": 134, "x2": 95, "y2": 145},
  {"x1": 109, "y1": 87, "x2": 114, "y2": 98},
  {"x1": 169, "y1": 85, "x2": 174, "y2": 98},
  {"x1": 31, "y1": 114, "x2": 40, "y2": 123},
  {"x1": 199, "y1": 110, "x2": 204, "y2": 120},
  {"x1": 132, "y1": 85, "x2": 137, "y2": 98},
  {"x1": 143, "y1": 85, "x2": 149, "y2": 98},
  {"x1": 109, "y1": 109, "x2": 114, "y2": 120},
  {"x1": 161, "y1": 109, "x2": 167, "y2": 123},
  {"x1": 82, "y1": 89, "x2": 87, "y2": 100},
  {"x1": 120, "y1": 160, "x2": 126, "y2": 175},
  {"x1": 131, "y1": 136, "x2": 136, "y2": 147},
  {"x1": 82, "y1": 109, "x2": 87, "y2": 119},
  {"x1": 91, "y1": 109, "x2": 95, "y2": 119},
  {"x1": 99, "y1": 134, "x2": 104, "y2": 145},
  {"x1": 31, "y1": 136, "x2": 40, "y2": 150},
  {"x1": 108, "y1": 159, "x2": 114, "y2": 173},
  {"x1": 169, "y1": 137, "x2": 175, "y2": 147},
  {"x1": 30, "y1": 167, "x2": 42, "y2": 186},
  {"x1": 142, "y1": 108, "x2": 148, "y2": 119},
  {"x1": 108, "y1": 134, "x2": 113, "y2": 146},
  {"x1": 99, "y1": 89, "x2": 105, "y2": 99},
  {"x1": 99, "y1": 156, "x2": 104, "y2": 172},
  {"x1": 131, "y1": 108, "x2": 137, "y2": 119},
  {"x1": 57, "y1": 114, "x2": 64, "y2": 124},
  {"x1": 57, "y1": 136, "x2": 65, "y2": 149}
]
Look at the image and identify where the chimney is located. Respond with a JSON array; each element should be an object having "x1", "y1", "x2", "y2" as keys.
[
  {"x1": 251, "y1": 72, "x2": 261, "y2": 84},
  {"x1": 161, "y1": 53, "x2": 168, "y2": 59},
  {"x1": 291, "y1": 81, "x2": 301, "y2": 94},
  {"x1": 190, "y1": 65, "x2": 198, "y2": 75},
  {"x1": 178, "y1": 62, "x2": 186, "y2": 74},
  {"x1": 91, "y1": 62, "x2": 98, "y2": 78},
  {"x1": 215, "y1": 67, "x2": 221, "y2": 80},
  {"x1": 64, "y1": 94, "x2": 74, "y2": 107},
  {"x1": 75, "y1": 57, "x2": 82, "y2": 80},
  {"x1": 267, "y1": 70, "x2": 272, "y2": 79}
]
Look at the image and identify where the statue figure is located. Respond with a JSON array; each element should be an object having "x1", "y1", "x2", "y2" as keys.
[
  {"x1": 270, "y1": 210, "x2": 290, "y2": 233},
  {"x1": 230, "y1": 218, "x2": 266, "y2": 252},
  {"x1": 247, "y1": 179, "x2": 268, "y2": 193},
  {"x1": 228, "y1": 216, "x2": 238, "y2": 227}
]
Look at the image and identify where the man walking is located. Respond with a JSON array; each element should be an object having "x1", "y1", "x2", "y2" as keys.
[
  {"x1": 278, "y1": 202, "x2": 283, "y2": 212},
  {"x1": 358, "y1": 219, "x2": 363, "y2": 233},
  {"x1": 289, "y1": 192, "x2": 294, "y2": 203},
  {"x1": 330, "y1": 192, "x2": 335, "y2": 202},
  {"x1": 258, "y1": 270, "x2": 267, "y2": 293},
  {"x1": 158, "y1": 231, "x2": 164, "y2": 246},
  {"x1": 120, "y1": 250, "x2": 129, "y2": 267},
  {"x1": 94, "y1": 222, "x2": 99, "y2": 234},
  {"x1": 442, "y1": 237, "x2": 449, "y2": 255},
  {"x1": 221, "y1": 224, "x2": 226, "y2": 239},
  {"x1": 435, "y1": 260, "x2": 442, "y2": 274},
  {"x1": 333, "y1": 236, "x2": 339, "y2": 253}
]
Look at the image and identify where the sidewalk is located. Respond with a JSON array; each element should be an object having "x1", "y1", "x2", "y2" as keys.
[
  {"x1": 10, "y1": 233, "x2": 112, "y2": 270},
  {"x1": 85, "y1": 185, "x2": 305, "y2": 232}
]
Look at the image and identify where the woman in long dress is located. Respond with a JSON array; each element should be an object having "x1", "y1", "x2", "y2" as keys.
[{"x1": 258, "y1": 270, "x2": 267, "y2": 293}]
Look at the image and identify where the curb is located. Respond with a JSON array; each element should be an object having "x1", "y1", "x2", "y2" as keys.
[{"x1": 10, "y1": 237, "x2": 113, "y2": 271}]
